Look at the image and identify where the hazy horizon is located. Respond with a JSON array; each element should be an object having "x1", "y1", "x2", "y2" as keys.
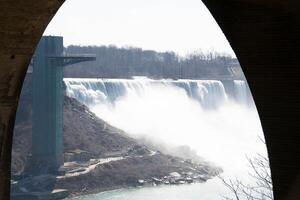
[{"x1": 44, "y1": 0, "x2": 236, "y2": 57}]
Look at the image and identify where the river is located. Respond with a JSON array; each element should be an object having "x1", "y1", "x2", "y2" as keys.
[{"x1": 68, "y1": 179, "x2": 230, "y2": 200}]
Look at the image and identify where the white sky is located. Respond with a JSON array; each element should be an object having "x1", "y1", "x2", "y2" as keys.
[{"x1": 44, "y1": 0, "x2": 236, "y2": 57}]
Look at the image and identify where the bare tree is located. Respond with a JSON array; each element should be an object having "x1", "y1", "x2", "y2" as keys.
[{"x1": 219, "y1": 140, "x2": 273, "y2": 200}]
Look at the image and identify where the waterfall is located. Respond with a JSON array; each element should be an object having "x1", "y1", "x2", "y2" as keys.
[
  {"x1": 63, "y1": 77, "x2": 266, "y2": 200},
  {"x1": 234, "y1": 80, "x2": 249, "y2": 105},
  {"x1": 64, "y1": 78, "x2": 231, "y2": 110},
  {"x1": 63, "y1": 77, "x2": 264, "y2": 173}
]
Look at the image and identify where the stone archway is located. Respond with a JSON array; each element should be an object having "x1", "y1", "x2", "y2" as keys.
[{"x1": 1, "y1": 1, "x2": 300, "y2": 199}]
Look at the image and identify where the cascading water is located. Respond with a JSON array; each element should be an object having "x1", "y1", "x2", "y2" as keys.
[
  {"x1": 64, "y1": 77, "x2": 267, "y2": 200},
  {"x1": 234, "y1": 80, "x2": 250, "y2": 105},
  {"x1": 64, "y1": 78, "x2": 230, "y2": 110}
]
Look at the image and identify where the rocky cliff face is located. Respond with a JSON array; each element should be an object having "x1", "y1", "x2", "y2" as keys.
[
  {"x1": 63, "y1": 96, "x2": 137, "y2": 158},
  {"x1": 12, "y1": 94, "x2": 138, "y2": 174},
  {"x1": 11, "y1": 77, "x2": 222, "y2": 198}
]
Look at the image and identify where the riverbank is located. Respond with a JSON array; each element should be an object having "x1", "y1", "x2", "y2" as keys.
[
  {"x1": 66, "y1": 180, "x2": 227, "y2": 200},
  {"x1": 12, "y1": 151, "x2": 221, "y2": 199},
  {"x1": 55, "y1": 149, "x2": 221, "y2": 197}
]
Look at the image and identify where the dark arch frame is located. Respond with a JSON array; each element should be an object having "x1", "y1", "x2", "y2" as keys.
[{"x1": 1, "y1": 1, "x2": 300, "y2": 199}]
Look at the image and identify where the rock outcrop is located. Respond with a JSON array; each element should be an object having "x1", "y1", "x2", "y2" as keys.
[{"x1": 11, "y1": 78, "x2": 222, "y2": 198}]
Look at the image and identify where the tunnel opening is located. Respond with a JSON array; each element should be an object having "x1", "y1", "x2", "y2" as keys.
[{"x1": 1, "y1": 0, "x2": 284, "y2": 200}]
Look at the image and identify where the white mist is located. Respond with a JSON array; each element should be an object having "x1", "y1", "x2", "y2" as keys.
[{"x1": 65, "y1": 77, "x2": 268, "y2": 199}]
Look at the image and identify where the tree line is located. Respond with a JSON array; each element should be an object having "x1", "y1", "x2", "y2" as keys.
[{"x1": 64, "y1": 45, "x2": 240, "y2": 79}]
